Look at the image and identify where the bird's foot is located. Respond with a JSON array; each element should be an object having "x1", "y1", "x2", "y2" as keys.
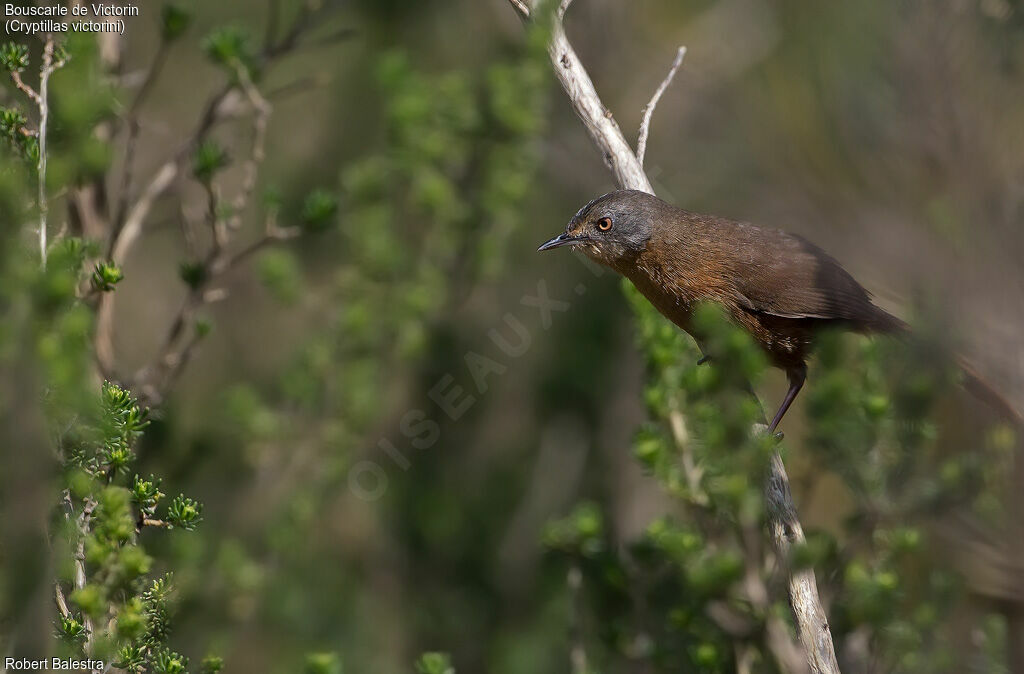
[{"x1": 696, "y1": 355, "x2": 712, "y2": 366}]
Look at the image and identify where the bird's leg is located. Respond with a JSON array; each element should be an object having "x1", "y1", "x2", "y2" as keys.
[
  {"x1": 695, "y1": 339, "x2": 712, "y2": 366},
  {"x1": 767, "y1": 364, "x2": 806, "y2": 433}
]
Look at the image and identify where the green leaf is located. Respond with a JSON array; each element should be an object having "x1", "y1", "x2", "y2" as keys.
[
  {"x1": 161, "y1": 3, "x2": 192, "y2": 41},
  {"x1": 56, "y1": 612, "x2": 87, "y2": 642},
  {"x1": 542, "y1": 502, "x2": 604, "y2": 557},
  {"x1": 0, "y1": 42, "x2": 29, "y2": 73},
  {"x1": 69, "y1": 584, "x2": 104, "y2": 619},
  {"x1": 114, "y1": 645, "x2": 147, "y2": 673},
  {"x1": 300, "y1": 189, "x2": 339, "y2": 231},
  {"x1": 167, "y1": 494, "x2": 203, "y2": 531},
  {"x1": 202, "y1": 26, "x2": 254, "y2": 72},
  {"x1": 131, "y1": 474, "x2": 165, "y2": 512},
  {"x1": 304, "y1": 653, "x2": 342, "y2": 674},
  {"x1": 115, "y1": 597, "x2": 147, "y2": 640},
  {"x1": 90, "y1": 261, "x2": 124, "y2": 292},
  {"x1": 153, "y1": 649, "x2": 188, "y2": 674},
  {"x1": 258, "y1": 249, "x2": 303, "y2": 304},
  {"x1": 192, "y1": 140, "x2": 229, "y2": 182},
  {"x1": 415, "y1": 653, "x2": 454, "y2": 674},
  {"x1": 179, "y1": 260, "x2": 208, "y2": 289}
]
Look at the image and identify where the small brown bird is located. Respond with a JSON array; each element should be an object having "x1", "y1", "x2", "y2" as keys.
[{"x1": 539, "y1": 190, "x2": 1015, "y2": 432}]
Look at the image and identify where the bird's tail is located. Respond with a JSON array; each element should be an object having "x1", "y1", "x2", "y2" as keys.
[
  {"x1": 956, "y1": 355, "x2": 1024, "y2": 428},
  {"x1": 867, "y1": 305, "x2": 1023, "y2": 428},
  {"x1": 863, "y1": 306, "x2": 910, "y2": 335}
]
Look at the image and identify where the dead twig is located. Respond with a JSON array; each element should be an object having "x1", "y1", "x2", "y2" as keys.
[
  {"x1": 114, "y1": 41, "x2": 171, "y2": 230},
  {"x1": 22, "y1": 38, "x2": 67, "y2": 266},
  {"x1": 227, "y1": 59, "x2": 272, "y2": 232},
  {"x1": 637, "y1": 46, "x2": 686, "y2": 167}
]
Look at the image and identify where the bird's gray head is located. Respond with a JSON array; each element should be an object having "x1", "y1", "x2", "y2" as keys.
[{"x1": 538, "y1": 190, "x2": 661, "y2": 268}]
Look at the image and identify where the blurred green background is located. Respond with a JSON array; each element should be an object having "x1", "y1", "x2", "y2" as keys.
[{"x1": 3, "y1": 0, "x2": 1024, "y2": 672}]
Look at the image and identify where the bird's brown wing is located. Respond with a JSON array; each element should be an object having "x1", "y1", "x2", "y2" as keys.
[{"x1": 723, "y1": 226, "x2": 887, "y2": 326}]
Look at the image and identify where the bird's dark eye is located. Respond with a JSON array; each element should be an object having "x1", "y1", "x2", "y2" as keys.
[{"x1": 596, "y1": 217, "x2": 613, "y2": 232}]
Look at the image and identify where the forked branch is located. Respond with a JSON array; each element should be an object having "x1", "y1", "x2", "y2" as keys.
[{"x1": 637, "y1": 46, "x2": 686, "y2": 167}]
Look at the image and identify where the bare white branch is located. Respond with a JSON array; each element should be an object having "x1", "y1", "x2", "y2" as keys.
[
  {"x1": 37, "y1": 40, "x2": 55, "y2": 265},
  {"x1": 112, "y1": 161, "x2": 178, "y2": 263},
  {"x1": 508, "y1": 0, "x2": 531, "y2": 19},
  {"x1": 228, "y1": 59, "x2": 272, "y2": 232},
  {"x1": 541, "y1": 19, "x2": 654, "y2": 192},
  {"x1": 767, "y1": 452, "x2": 841, "y2": 673},
  {"x1": 637, "y1": 46, "x2": 686, "y2": 167}
]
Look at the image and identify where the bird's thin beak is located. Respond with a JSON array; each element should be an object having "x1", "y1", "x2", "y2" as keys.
[{"x1": 537, "y1": 232, "x2": 578, "y2": 252}]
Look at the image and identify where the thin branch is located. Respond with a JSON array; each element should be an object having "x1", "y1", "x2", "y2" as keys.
[
  {"x1": 96, "y1": 1, "x2": 340, "y2": 389},
  {"x1": 265, "y1": 74, "x2": 329, "y2": 101},
  {"x1": 767, "y1": 452, "x2": 840, "y2": 674},
  {"x1": 9, "y1": 71, "x2": 40, "y2": 105},
  {"x1": 111, "y1": 161, "x2": 178, "y2": 263},
  {"x1": 37, "y1": 40, "x2": 55, "y2": 265},
  {"x1": 505, "y1": 4, "x2": 841, "y2": 672},
  {"x1": 75, "y1": 499, "x2": 96, "y2": 652},
  {"x1": 539, "y1": 19, "x2": 654, "y2": 191},
  {"x1": 106, "y1": 82, "x2": 233, "y2": 261},
  {"x1": 133, "y1": 212, "x2": 298, "y2": 405},
  {"x1": 667, "y1": 398, "x2": 707, "y2": 504},
  {"x1": 637, "y1": 46, "x2": 686, "y2": 167},
  {"x1": 141, "y1": 518, "x2": 172, "y2": 529},
  {"x1": 508, "y1": 0, "x2": 531, "y2": 19},
  {"x1": 227, "y1": 59, "x2": 271, "y2": 231},
  {"x1": 221, "y1": 223, "x2": 300, "y2": 274},
  {"x1": 114, "y1": 41, "x2": 171, "y2": 229},
  {"x1": 54, "y1": 583, "x2": 71, "y2": 619},
  {"x1": 107, "y1": 4, "x2": 331, "y2": 262},
  {"x1": 202, "y1": 180, "x2": 224, "y2": 253}
]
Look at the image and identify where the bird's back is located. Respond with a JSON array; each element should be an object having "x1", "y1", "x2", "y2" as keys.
[{"x1": 625, "y1": 206, "x2": 903, "y2": 366}]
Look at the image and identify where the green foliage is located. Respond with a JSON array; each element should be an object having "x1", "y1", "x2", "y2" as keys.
[
  {"x1": 204, "y1": 30, "x2": 551, "y2": 670},
  {"x1": 115, "y1": 644, "x2": 148, "y2": 673},
  {"x1": 167, "y1": 494, "x2": 203, "y2": 531},
  {"x1": 192, "y1": 140, "x2": 229, "y2": 183},
  {"x1": 53, "y1": 44, "x2": 70, "y2": 67},
  {"x1": 178, "y1": 260, "x2": 208, "y2": 289},
  {"x1": 0, "y1": 27, "x2": 220, "y2": 674},
  {"x1": 0, "y1": 107, "x2": 28, "y2": 138},
  {"x1": 10, "y1": 3, "x2": 1011, "y2": 672},
  {"x1": 52, "y1": 377, "x2": 204, "y2": 668},
  {"x1": 300, "y1": 189, "x2": 340, "y2": 232},
  {"x1": 542, "y1": 502, "x2": 603, "y2": 557},
  {"x1": 540, "y1": 276, "x2": 1014, "y2": 671},
  {"x1": 304, "y1": 652, "x2": 343, "y2": 674},
  {"x1": 131, "y1": 474, "x2": 166, "y2": 515},
  {"x1": 152, "y1": 648, "x2": 189, "y2": 674},
  {"x1": 90, "y1": 261, "x2": 124, "y2": 292},
  {"x1": 57, "y1": 612, "x2": 87, "y2": 642},
  {"x1": 202, "y1": 25, "x2": 255, "y2": 75},
  {"x1": 0, "y1": 106, "x2": 37, "y2": 161},
  {"x1": 161, "y1": 4, "x2": 192, "y2": 42},
  {"x1": 257, "y1": 249, "x2": 303, "y2": 304},
  {"x1": 0, "y1": 41, "x2": 28, "y2": 73},
  {"x1": 231, "y1": 40, "x2": 549, "y2": 433},
  {"x1": 415, "y1": 652, "x2": 455, "y2": 674}
]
